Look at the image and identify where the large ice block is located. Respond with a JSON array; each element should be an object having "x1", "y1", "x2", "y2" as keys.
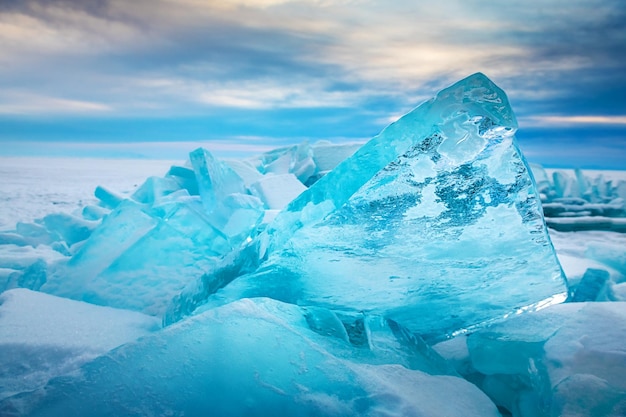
[
  {"x1": 167, "y1": 73, "x2": 567, "y2": 341},
  {"x1": 249, "y1": 173, "x2": 307, "y2": 209},
  {"x1": 1, "y1": 298, "x2": 499, "y2": 417}
]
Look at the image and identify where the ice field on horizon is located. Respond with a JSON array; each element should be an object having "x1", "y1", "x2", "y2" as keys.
[{"x1": 1, "y1": 73, "x2": 625, "y2": 417}]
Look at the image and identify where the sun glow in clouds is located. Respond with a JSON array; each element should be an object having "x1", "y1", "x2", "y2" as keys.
[{"x1": 0, "y1": 0, "x2": 625, "y2": 167}]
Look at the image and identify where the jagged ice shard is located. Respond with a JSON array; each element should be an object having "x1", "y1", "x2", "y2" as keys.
[{"x1": 168, "y1": 73, "x2": 567, "y2": 341}]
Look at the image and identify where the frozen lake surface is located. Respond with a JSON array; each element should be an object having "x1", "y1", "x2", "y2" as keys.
[{"x1": 0, "y1": 157, "x2": 180, "y2": 231}]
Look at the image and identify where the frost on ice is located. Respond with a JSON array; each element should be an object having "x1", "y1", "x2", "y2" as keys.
[{"x1": 5, "y1": 72, "x2": 619, "y2": 417}]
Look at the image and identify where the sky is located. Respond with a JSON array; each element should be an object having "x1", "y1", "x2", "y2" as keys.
[{"x1": 0, "y1": 0, "x2": 625, "y2": 168}]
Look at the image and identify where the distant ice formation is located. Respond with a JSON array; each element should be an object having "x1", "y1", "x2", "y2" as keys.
[
  {"x1": 0, "y1": 73, "x2": 624, "y2": 417},
  {"x1": 531, "y1": 164, "x2": 626, "y2": 232},
  {"x1": 435, "y1": 301, "x2": 626, "y2": 417}
]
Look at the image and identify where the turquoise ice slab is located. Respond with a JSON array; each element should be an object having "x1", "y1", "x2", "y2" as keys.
[
  {"x1": 263, "y1": 73, "x2": 566, "y2": 341},
  {"x1": 266, "y1": 72, "x2": 520, "y2": 247},
  {"x1": 43, "y1": 200, "x2": 222, "y2": 316},
  {"x1": 190, "y1": 147, "x2": 264, "y2": 243},
  {"x1": 189, "y1": 147, "x2": 247, "y2": 213},
  {"x1": 168, "y1": 73, "x2": 567, "y2": 341}
]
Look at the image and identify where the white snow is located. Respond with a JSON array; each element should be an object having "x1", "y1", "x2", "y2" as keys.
[
  {"x1": 550, "y1": 230, "x2": 626, "y2": 285},
  {"x1": 250, "y1": 173, "x2": 307, "y2": 209},
  {"x1": 0, "y1": 288, "x2": 160, "y2": 400},
  {"x1": 0, "y1": 288, "x2": 159, "y2": 349},
  {"x1": 0, "y1": 157, "x2": 179, "y2": 231}
]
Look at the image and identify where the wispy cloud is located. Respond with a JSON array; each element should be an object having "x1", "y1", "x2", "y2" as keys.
[
  {"x1": 0, "y1": 0, "x2": 625, "y2": 167},
  {"x1": 0, "y1": 92, "x2": 112, "y2": 115},
  {"x1": 520, "y1": 115, "x2": 626, "y2": 127},
  {"x1": 2, "y1": 0, "x2": 624, "y2": 116}
]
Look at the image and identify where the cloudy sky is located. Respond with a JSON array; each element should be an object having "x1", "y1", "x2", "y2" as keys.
[{"x1": 1, "y1": 0, "x2": 625, "y2": 168}]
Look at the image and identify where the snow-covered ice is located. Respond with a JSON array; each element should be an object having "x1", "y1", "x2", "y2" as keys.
[
  {"x1": 0, "y1": 157, "x2": 178, "y2": 231},
  {"x1": 0, "y1": 288, "x2": 159, "y2": 401}
]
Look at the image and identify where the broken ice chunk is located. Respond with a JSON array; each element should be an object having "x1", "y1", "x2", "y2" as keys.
[
  {"x1": 0, "y1": 233, "x2": 29, "y2": 247},
  {"x1": 15, "y1": 222, "x2": 55, "y2": 246},
  {"x1": 46, "y1": 202, "x2": 157, "y2": 281},
  {"x1": 42, "y1": 213, "x2": 97, "y2": 247},
  {"x1": 570, "y1": 268, "x2": 611, "y2": 302},
  {"x1": 94, "y1": 185, "x2": 125, "y2": 209},
  {"x1": 90, "y1": 221, "x2": 217, "y2": 315},
  {"x1": 249, "y1": 173, "x2": 307, "y2": 209},
  {"x1": 311, "y1": 141, "x2": 362, "y2": 172},
  {"x1": 81, "y1": 205, "x2": 109, "y2": 221},
  {"x1": 166, "y1": 165, "x2": 199, "y2": 196},
  {"x1": 224, "y1": 159, "x2": 264, "y2": 188},
  {"x1": 160, "y1": 199, "x2": 231, "y2": 255},
  {"x1": 42, "y1": 196, "x2": 237, "y2": 316},
  {"x1": 131, "y1": 176, "x2": 181, "y2": 205},
  {"x1": 586, "y1": 238, "x2": 626, "y2": 275},
  {"x1": 3, "y1": 259, "x2": 47, "y2": 291},
  {"x1": 188, "y1": 148, "x2": 264, "y2": 243},
  {"x1": 41, "y1": 201, "x2": 158, "y2": 302},
  {"x1": 258, "y1": 142, "x2": 317, "y2": 184},
  {"x1": 189, "y1": 148, "x2": 246, "y2": 213},
  {"x1": 209, "y1": 193, "x2": 265, "y2": 242}
]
